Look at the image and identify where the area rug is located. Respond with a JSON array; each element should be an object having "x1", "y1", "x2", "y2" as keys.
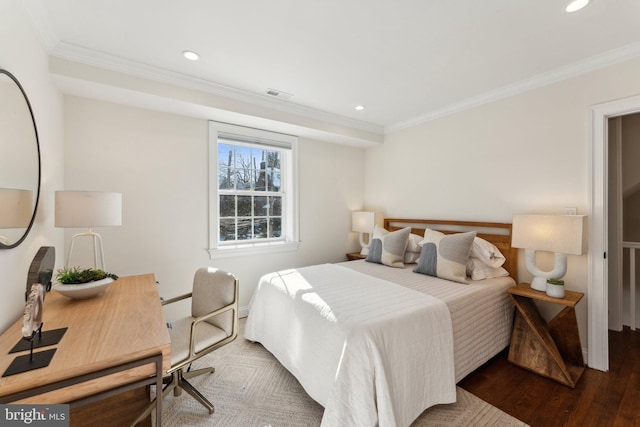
[{"x1": 160, "y1": 320, "x2": 527, "y2": 427}]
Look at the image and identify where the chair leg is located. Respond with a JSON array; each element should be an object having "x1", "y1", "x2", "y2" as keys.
[
  {"x1": 130, "y1": 372, "x2": 178, "y2": 427},
  {"x1": 172, "y1": 366, "x2": 214, "y2": 395},
  {"x1": 178, "y1": 373, "x2": 215, "y2": 414},
  {"x1": 132, "y1": 367, "x2": 216, "y2": 425},
  {"x1": 183, "y1": 366, "x2": 215, "y2": 379}
]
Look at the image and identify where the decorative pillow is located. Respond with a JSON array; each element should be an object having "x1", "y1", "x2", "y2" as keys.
[
  {"x1": 466, "y1": 257, "x2": 509, "y2": 281},
  {"x1": 403, "y1": 233, "x2": 423, "y2": 264},
  {"x1": 366, "y1": 225, "x2": 411, "y2": 268},
  {"x1": 414, "y1": 229, "x2": 476, "y2": 284},
  {"x1": 470, "y1": 237, "x2": 505, "y2": 268}
]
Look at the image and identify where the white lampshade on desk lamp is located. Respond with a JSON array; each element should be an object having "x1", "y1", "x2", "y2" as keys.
[
  {"x1": 55, "y1": 191, "x2": 122, "y2": 270},
  {"x1": 0, "y1": 188, "x2": 33, "y2": 244},
  {"x1": 352, "y1": 211, "x2": 379, "y2": 255},
  {"x1": 512, "y1": 214, "x2": 587, "y2": 291}
]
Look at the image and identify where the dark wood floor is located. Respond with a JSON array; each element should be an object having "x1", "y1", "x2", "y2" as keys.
[{"x1": 460, "y1": 327, "x2": 640, "y2": 427}]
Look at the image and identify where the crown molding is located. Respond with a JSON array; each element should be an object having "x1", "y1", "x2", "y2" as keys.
[
  {"x1": 385, "y1": 41, "x2": 640, "y2": 134},
  {"x1": 49, "y1": 42, "x2": 383, "y2": 136}
]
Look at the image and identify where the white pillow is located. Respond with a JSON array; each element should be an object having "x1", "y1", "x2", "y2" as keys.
[
  {"x1": 466, "y1": 257, "x2": 509, "y2": 281},
  {"x1": 403, "y1": 233, "x2": 422, "y2": 264},
  {"x1": 470, "y1": 237, "x2": 505, "y2": 268}
]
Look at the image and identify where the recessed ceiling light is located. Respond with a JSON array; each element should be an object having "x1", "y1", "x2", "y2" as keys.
[
  {"x1": 182, "y1": 50, "x2": 199, "y2": 61},
  {"x1": 355, "y1": 105, "x2": 365, "y2": 111},
  {"x1": 565, "y1": 0, "x2": 590, "y2": 12}
]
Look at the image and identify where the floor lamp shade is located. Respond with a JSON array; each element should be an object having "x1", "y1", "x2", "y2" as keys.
[
  {"x1": 0, "y1": 188, "x2": 33, "y2": 228},
  {"x1": 512, "y1": 214, "x2": 587, "y2": 291},
  {"x1": 55, "y1": 191, "x2": 122, "y2": 269}
]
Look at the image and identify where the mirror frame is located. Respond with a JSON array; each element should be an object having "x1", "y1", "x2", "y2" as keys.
[{"x1": 0, "y1": 69, "x2": 41, "y2": 249}]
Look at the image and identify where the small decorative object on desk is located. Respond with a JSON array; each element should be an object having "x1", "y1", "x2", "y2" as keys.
[
  {"x1": 52, "y1": 267, "x2": 118, "y2": 300},
  {"x1": 546, "y1": 278, "x2": 565, "y2": 298}
]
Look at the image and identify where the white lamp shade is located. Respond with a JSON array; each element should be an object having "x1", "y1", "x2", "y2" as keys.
[
  {"x1": 352, "y1": 211, "x2": 376, "y2": 233},
  {"x1": 512, "y1": 214, "x2": 587, "y2": 255},
  {"x1": 55, "y1": 191, "x2": 122, "y2": 228},
  {"x1": 0, "y1": 188, "x2": 33, "y2": 228}
]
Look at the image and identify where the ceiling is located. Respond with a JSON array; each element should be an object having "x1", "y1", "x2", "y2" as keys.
[{"x1": 24, "y1": 0, "x2": 640, "y2": 132}]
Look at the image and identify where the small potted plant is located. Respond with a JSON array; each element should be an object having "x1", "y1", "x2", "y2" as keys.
[
  {"x1": 546, "y1": 278, "x2": 565, "y2": 298},
  {"x1": 53, "y1": 267, "x2": 118, "y2": 299}
]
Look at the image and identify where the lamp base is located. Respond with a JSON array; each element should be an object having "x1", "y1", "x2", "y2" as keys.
[
  {"x1": 359, "y1": 232, "x2": 371, "y2": 256},
  {"x1": 66, "y1": 229, "x2": 106, "y2": 270},
  {"x1": 524, "y1": 249, "x2": 567, "y2": 292},
  {"x1": 531, "y1": 276, "x2": 548, "y2": 292}
]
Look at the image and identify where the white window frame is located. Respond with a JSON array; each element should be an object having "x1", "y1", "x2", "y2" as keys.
[{"x1": 208, "y1": 121, "x2": 300, "y2": 258}]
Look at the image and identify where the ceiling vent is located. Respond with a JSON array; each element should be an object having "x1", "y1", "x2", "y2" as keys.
[{"x1": 265, "y1": 88, "x2": 293, "y2": 100}]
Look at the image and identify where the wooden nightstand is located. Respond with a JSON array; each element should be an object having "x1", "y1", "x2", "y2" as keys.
[
  {"x1": 507, "y1": 283, "x2": 585, "y2": 388},
  {"x1": 346, "y1": 252, "x2": 366, "y2": 261}
]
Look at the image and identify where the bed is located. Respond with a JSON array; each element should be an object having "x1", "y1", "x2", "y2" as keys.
[{"x1": 244, "y1": 218, "x2": 518, "y2": 427}]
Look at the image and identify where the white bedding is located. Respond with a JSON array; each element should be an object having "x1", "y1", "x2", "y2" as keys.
[
  {"x1": 244, "y1": 261, "x2": 515, "y2": 427},
  {"x1": 342, "y1": 260, "x2": 515, "y2": 382},
  {"x1": 245, "y1": 263, "x2": 456, "y2": 427}
]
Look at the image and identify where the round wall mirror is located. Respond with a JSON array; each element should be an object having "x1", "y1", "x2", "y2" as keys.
[{"x1": 0, "y1": 69, "x2": 41, "y2": 249}]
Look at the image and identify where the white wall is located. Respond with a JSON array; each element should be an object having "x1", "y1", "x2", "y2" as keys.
[
  {"x1": 365, "y1": 57, "x2": 640, "y2": 349},
  {"x1": 0, "y1": 0, "x2": 65, "y2": 332},
  {"x1": 63, "y1": 96, "x2": 365, "y2": 319}
]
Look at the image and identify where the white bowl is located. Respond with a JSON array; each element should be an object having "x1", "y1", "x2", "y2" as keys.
[{"x1": 52, "y1": 278, "x2": 114, "y2": 300}]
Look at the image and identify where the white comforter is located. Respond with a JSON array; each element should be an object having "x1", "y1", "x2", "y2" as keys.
[{"x1": 244, "y1": 263, "x2": 456, "y2": 427}]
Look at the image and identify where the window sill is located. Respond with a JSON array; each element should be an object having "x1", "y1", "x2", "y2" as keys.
[{"x1": 208, "y1": 241, "x2": 301, "y2": 259}]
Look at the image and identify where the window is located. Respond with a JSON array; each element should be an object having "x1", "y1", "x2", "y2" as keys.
[{"x1": 209, "y1": 122, "x2": 299, "y2": 257}]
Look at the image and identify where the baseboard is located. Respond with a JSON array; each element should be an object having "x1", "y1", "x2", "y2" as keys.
[{"x1": 239, "y1": 305, "x2": 249, "y2": 319}]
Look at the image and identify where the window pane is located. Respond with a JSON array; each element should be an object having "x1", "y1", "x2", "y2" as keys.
[
  {"x1": 269, "y1": 218, "x2": 282, "y2": 238},
  {"x1": 237, "y1": 195, "x2": 252, "y2": 216},
  {"x1": 235, "y1": 169, "x2": 252, "y2": 190},
  {"x1": 218, "y1": 144, "x2": 233, "y2": 169},
  {"x1": 266, "y1": 150, "x2": 280, "y2": 168},
  {"x1": 219, "y1": 218, "x2": 235, "y2": 241},
  {"x1": 253, "y1": 196, "x2": 269, "y2": 216},
  {"x1": 267, "y1": 169, "x2": 281, "y2": 191},
  {"x1": 237, "y1": 217, "x2": 252, "y2": 240},
  {"x1": 252, "y1": 148, "x2": 265, "y2": 171},
  {"x1": 235, "y1": 145, "x2": 251, "y2": 169},
  {"x1": 255, "y1": 162, "x2": 266, "y2": 191},
  {"x1": 271, "y1": 196, "x2": 282, "y2": 216},
  {"x1": 218, "y1": 167, "x2": 234, "y2": 190},
  {"x1": 248, "y1": 169, "x2": 258, "y2": 190},
  {"x1": 254, "y1": 218, "x2": 268, "y2": 238},
  {"x1": 219, "y1": 195, "x2": 235, "y2": 217}
]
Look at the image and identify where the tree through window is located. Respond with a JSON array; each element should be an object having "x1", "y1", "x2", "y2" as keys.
[{"x1": 218, "y1": 141, "x2": 283, "y2": 241}]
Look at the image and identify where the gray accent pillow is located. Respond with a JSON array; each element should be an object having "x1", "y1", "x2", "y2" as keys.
[
  {"x1": 366, "y1": 239, "x2": 383, "y2": 264},
  {"x1": 365, "y1": 225, "x2": 411, "y2": 268},
  {"x1": 414, "y1": 229, "x2": 476, "y2": 283}
]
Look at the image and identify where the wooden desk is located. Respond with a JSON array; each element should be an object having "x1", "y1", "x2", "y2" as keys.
[
  {"x1": 508, "y1": 283, "x2": 584, "y2": 388},
  {"x1": 0, "y1": 274, "x2": 171, "y2": 426}
]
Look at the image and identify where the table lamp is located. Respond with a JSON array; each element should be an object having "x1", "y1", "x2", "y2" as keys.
[
  {"x1": 352, "y1": 211, "x2": 379, "y2": 255},
  {"x1": 55, "y1": 191, "x2": 122, "y2": 269},
  {"x1": 511, "y1": 214, "x2": 587, "y2": 291},
  {"x1": 0, "y1": 188, "x2": 33, "y2": 244}
]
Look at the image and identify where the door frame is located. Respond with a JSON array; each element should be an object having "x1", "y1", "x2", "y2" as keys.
[{"x1": 589, "y1": 94, "x2": 640, "y2": 371}]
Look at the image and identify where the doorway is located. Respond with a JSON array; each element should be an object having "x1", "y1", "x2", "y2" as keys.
[
  {"x1": 608, "y1": 113, "x2": 640, "y2": 334},
  {"x1": 590, "y1": 95, "x2": 640, "y2": 372}
]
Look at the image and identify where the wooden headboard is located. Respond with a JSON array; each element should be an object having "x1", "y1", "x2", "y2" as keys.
[{"x1": 384, "y1": 218, "x2": 518, "y2": 283}]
